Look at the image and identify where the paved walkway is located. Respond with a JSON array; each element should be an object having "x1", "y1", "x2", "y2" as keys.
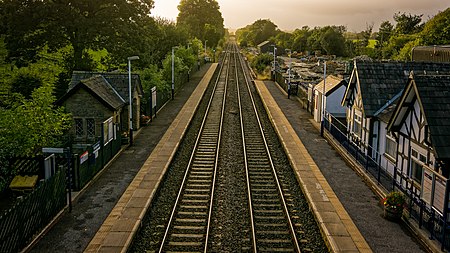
[
  {"x1": 28, "y1": 63, "x2": 213, "y2": 253},
  {"x1": 260, "y1": 80, "x2": 428, "y2": 253}
]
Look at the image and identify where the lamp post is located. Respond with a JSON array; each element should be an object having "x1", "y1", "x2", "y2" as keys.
[
  {"x1": 171, "y1": 46, "x2": 179, "y2": 100},
  {"x1": 318, "y1": 60, "x2": 327, "y2": 136},
  {"x1": 272, "y1": 45, "x2": 277, "y2": 80},
  {"x1": 286, "y1": 49, "x2": 292, "y2": 99},
  {"x1": 204, "y1": 40, "x2": 208, "y2": 56},
  {"x1": 127, "y1": 55, "x2": 139, "y2": 145}
]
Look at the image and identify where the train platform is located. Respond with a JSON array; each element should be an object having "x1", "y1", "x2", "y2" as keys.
[
  {"x1": 83, "y1": 63, "x2": 218, "y2": 253},
  {"x1": 255, "y1": 80, "x2": 429, "y2": 253},
  {"x1": 27, "y1": 63, "x2": 217, "y2": 253},
  {"x1": 254, "y1": 80, "x2": 371, "y2": 253}
]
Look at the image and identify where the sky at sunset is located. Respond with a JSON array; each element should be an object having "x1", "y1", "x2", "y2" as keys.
[{"x1": 151, "y1": 0, "x2": 449, "y2": 32}]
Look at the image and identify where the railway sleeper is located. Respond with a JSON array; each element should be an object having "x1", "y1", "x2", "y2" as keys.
[
  {"x1": 185, "y1": 183, "x2": 211, "y2": 188},
  {"x1": 258, "y1": 247, "x2": 295, "y2": 252},
  {"x1": 254, "y1": 216, "x2": 287, "y2": 221},
  {"x1": 177, "y1": 211, "x2": 207, "y2": 216},
  {"x1": 182, "y1": 194, "x2": 210, "y2": 199},
  {"x1": 254, "y1": 209, "x2": 284, "y2": 215},
  {"x1": 181, "y1": 199, "x2": 209, "y2": 204}
]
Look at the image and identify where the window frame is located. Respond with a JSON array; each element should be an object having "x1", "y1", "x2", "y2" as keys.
[
  {"x1": 410, "y1": 148, "x2": 426, "y2": 184},
  {"x1": 353, "y1": 110, "x2": 362, "y2": 138},
  {"x1": 75, "y1": 118, "x2": 84, "y2": 138},
  {"x1": 384, "y1": 135, "x2": 397, "y2": 159},
  {"x1": 86, "y1": 118, "x2": 95, "y2": 138}
]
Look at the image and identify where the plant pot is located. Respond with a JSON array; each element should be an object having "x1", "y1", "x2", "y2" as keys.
[
  {"x1": 384, "y1": 206, "x2": 403, "y2": 222},
  {"x1": 121, "y1": 136, "x2": 129, "y2": 144}
]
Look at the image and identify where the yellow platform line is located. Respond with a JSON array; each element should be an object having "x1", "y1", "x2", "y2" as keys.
[
  {"x1": 254, "y1": 80, "x2": 372, "y2": 253},
  {"x1": 84, "y1": 64, "x2": 218, "y2": 253}
]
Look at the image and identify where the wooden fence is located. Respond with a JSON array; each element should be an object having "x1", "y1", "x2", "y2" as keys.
[{"x1": 0, "y1": 168, "x2": 66, "y2": 253}]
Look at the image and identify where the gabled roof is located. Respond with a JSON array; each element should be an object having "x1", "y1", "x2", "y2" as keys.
[
  {"x1": 342, "y1": 61, "x2": 450, "y2": 117},
  {"x1": 69, "y1": 71, "x2": 143, "y2": 102},
  {"x1": 377, "y1": 96, "x2": 400, "y2": 124},
  {"x1": 57, "y1": 75, "x2": 126, "y2": 110},
  {"x1": 388, "y1": 73, "x2": 450, "y2": 159},
  {"x1": 257, "y1": 41, "x2": 271, "y2": 48},
  {"x1": 314, "y1": 75, "x2": 347, "y2": 96}
]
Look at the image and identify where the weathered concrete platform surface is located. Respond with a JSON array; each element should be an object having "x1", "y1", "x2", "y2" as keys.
[
  {"x1": 84, "y1": 64, "x2": 218, "y2": 253},
  {"x1": 254, "y1": 80, "x2": 372, "y2": 253}
]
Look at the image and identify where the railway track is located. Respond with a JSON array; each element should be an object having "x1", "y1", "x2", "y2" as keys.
[
  {"x1": 131, "y1": 41, "x2": 328, "y2": 253},
  {"x1": 157, "y1": 44, "x2": 232, "y2": 253},
  {"x1": 234, "y1": 44, "x2": 302, "y2": 252}
]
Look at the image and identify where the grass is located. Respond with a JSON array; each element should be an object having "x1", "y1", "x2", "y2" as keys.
[{"x1": 352, "y1": 39, "x2": 377, "y2": 49}]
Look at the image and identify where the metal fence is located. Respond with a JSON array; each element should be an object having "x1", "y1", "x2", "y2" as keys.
[
  {"x1": 73, "y1": 124, "x2": 122, "y2": 191},
  {"x1": 323, "y1": 114, "x2": 394, "y2": 192},
  {"x1": 0, "y1": 167, "x2": 67, "y2": 253}
]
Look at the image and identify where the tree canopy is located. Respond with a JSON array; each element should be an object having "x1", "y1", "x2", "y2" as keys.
[
  {"x1": 177, "y1": 0, "x2": 225, "y2": 48},
  {"x1": 0, "y1": 0, "x2": 154, "y2": 70},
  {"x1": 420, "y1": 8, "x2": 450, "y2": 45},
  {"x1": 236, "y1": 19, "x2": 278, "y2": 47}
]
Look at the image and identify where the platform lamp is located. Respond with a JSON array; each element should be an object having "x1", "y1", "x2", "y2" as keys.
[
  {"x1": 286, "y1": 49, "x2": 292, "y2": 99},
  {"x1": 172, "y1": 46, "x2": 179, "y2": 100},
  {"x1": 271, "y1": 45, "x2": 277, "y2": 80},
  {"x1": 128, "y1": 55, "x2": 139, "y2": 145},
  {"x1": 318, "y1": 60, "x2": 327, "y2": 137}
]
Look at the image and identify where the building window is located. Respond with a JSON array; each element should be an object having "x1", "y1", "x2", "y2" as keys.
[
  {"x1": 75, "y1": 118, "x2": 83, "y2": 137},
  {"x1": 385, "y1": 136, "x2": 397, "y2": 159},
  {"x1": 411, "y1": 148, "x2": 426, "y2": 184},
  {"x1": 411, "y1": 160, "x2": 423, "y2": 184},
  {"x1": 87, "y1": 118, "x2": 95, "y2": 138},
  {"x1": 353, "y1": 112, "x2": 362, "y2": 137}
]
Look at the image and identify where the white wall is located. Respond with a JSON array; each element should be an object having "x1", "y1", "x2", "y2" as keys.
[{"x1": 325, "y1": 85, "x2": 347, "y2": 116}]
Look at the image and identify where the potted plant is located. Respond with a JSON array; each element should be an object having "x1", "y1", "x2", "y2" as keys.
[
  {"x1": 121, "y1": 131, "x2": 129, "y2": 144},
  {"x1": 382, "y1": 191, "x2": 406, "y2": 221}
]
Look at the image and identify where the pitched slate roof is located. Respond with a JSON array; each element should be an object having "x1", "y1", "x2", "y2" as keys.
[
  {"x1": 314, "y1": 75, "x2": 347, "y2": 96},
  {"x1": 257, "y1": 40, "x2": 271, "y2": 48},
  {"x1": 344, "y1": 61, "x2": 450, "y2": 116},
  {"x1": 57, "y1": 75, "x2": 126, "y2": 110},
  {"x1": 413, "y1": 74, "x2": 450, "y2": 159},
  {"x1": 388, "y1": 73, "x2": 450, "y2": 159},
  {"x1": 69, "y1": 71, "x2": 143, "y2": 102},
  {"x1": 377, "y1": 97, "x2": 400, "y2": 123}
]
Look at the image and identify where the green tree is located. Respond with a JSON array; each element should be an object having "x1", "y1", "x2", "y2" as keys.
[
  {"x1": 376, "y1": 21, "x2": 394, "y2": 45},
  {"x1": 420, "y1": 8, "x2": 450, "y2": 45},
  {"x1": 394, "y1": 38, "x2": 421, "y2": 61},
  {"x1": 0, "y1": 0, "x2": 154, "y2": 70},
  {"x1": 291, "y1": 27, "x2": 311, "y2": 53},
  {"x1": 0, "y1": 84, "x2": 71, "y2": 157},
  {"x1": 273, "y1": 32, "x2": 293, "y2": 51},
  {"x1": 320, "y1": 26, "x2": 347, "y2": 56},
  {"x1": 394, "y1": 12, "x2": 423, "y2": 35},
  {"x1": 251, "y1": 53, "x2": 273, "y2": 74},
  {"x1": 237, "y1": 19, "x2": 279, "y2": 46},
  {"x1": 177, "y1": 0, "x2": 225, "y2": 47}
]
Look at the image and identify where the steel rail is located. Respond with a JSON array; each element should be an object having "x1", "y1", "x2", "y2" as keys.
[
  {"x1": 236, "y1": 42, "x2": 302, "y2": 253},
  {"x1": 158, "y1": 43, "x2": 232, "y2": 253}
]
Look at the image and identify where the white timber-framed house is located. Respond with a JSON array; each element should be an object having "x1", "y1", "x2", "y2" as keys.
[
  {"x1": 342, "y1": 61, "x2": 450, "y2": 169},
  {"x1": 387, "y1": 72, "x2": 450, "y2": 216}
]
